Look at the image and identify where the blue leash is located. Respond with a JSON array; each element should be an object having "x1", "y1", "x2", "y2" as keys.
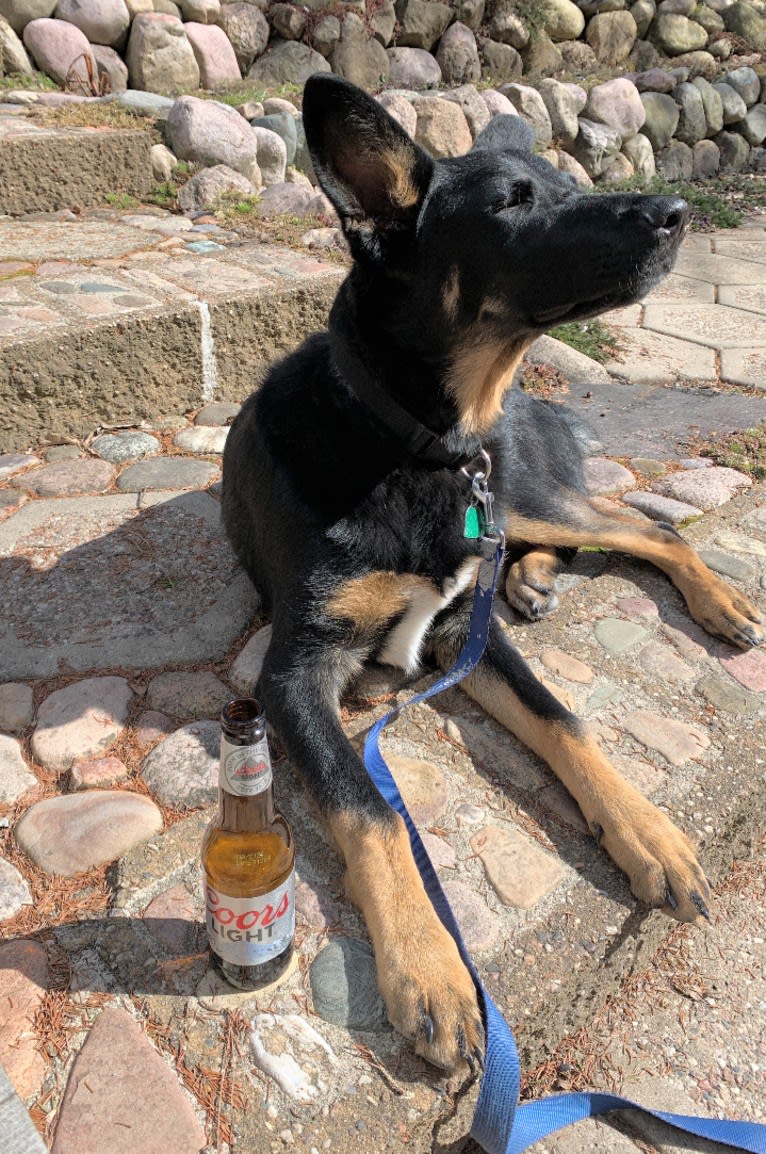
[{"x1": 363, "y1": 536, "x2": 766, "y2": 1154}]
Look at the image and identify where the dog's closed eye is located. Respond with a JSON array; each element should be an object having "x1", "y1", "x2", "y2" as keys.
[{"x1": 490, "y1": 182, "x2": 533, "y2": 213}]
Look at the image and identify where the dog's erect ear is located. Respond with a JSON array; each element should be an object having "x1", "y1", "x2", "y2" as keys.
[
  {"x1": 303, "y1": 75, "x2": 433, "y2": 235},
  {"x1": 471, "y1": 114, "x2": 535, "y2": 155}
]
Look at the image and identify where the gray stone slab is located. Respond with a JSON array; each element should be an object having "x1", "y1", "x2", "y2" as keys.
[
  {"x1": 604, "y1": 327, "x2": 716, "y2": 385},
  {"x1": 673, "y1": 249, "x2": 766, "y2": 284},
  {"x1": 0, "y1": 490, "x2": 259, "y2": 678},
  {"x1": 622, "y1": 491, "x2": 702, "y2": 524},
  {"x1": 678, "y1": 234, "x2": 714, "y2": 253},
  {"x1": 560, "y1": 381, "x2": 766, "y2": 459},
  {"x1": 0, "y1": 257, "x2": 342, "y2": 454},
  {"x1": 0, "y1": 1061, "x2": 48, "y2": 1154},
  {"x1": 117, "y1": 457, "x2": 219, "y2": 491},
  {"x1": 642, "y1": 272, "x2": 715, "y2": 303},
  {"x1": 712, "y1": 235, "x2": 766, "y2": 263},
  {"x1": 642, "y1": 302, "x2": 766, "y2": 349},
  {"x1": 718, "y1": 283, "x2": 766, "y2": 315},
  {"x1": 719, "y1": 345, "x2": 766, "y2": 388}
]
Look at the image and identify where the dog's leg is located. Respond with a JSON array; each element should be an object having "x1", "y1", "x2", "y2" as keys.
[
  {"x1": 507, "y1": 502, "x2": 764, "y2": 649},
  {"x1": 258, "y1": 641, "x2": 483, "y2": 1071},
  {"x1": 429, "y1": 612, "x2": 711, "y2": 923},
  {"x1": 329, "y1": 809, "x2": 482, "y2": 1070}
]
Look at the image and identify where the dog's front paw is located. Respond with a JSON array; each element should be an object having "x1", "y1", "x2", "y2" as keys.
[
  {"x1": 686, "y1": 578, "x2": 764, "y2": 650},
  {"x1": 335, "y1": 811, "x2": 484, "y2": 1073},
  {"x1": 505, "y1": 563, "x2": 559, "y2": 621},
  {"x1": 377, "y1": 925, "x2": 484, "y2": 1072},
  {"x1": 592, "y1": 797, "x2": 711, "y2": 924}
]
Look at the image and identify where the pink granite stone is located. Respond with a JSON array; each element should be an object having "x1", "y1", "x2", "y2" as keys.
[
  {"x1": 51, "y1": 1006, "x2": 206, "y2": 1153},
  {"x1": 23, "y1": 18, "x2": 96, "y2": 87},
  {"x1": 184, "y1": 21, "x2": 241, "y2": 88}
]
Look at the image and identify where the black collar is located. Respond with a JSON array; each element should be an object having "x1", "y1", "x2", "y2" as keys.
[{"x1": 343, "y1": 365, "x2": 482, "y2": 471}]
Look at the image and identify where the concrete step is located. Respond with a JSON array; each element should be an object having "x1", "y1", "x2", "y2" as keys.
[
  {"x1": 0, "y1": 212, "x2": 344, "y2": 452},
  {"x1": 0, "y1": 107, "x2": 154, "y2": 215}
]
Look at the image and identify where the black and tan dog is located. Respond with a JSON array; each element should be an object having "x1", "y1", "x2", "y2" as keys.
[{"x1": 222, "y1": 76, "x2": 764, "y2": 1071}]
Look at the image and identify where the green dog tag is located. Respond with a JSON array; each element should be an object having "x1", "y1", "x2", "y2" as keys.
[{"x1": 464, "y1": 505, "x2": 482, "y2": 539}]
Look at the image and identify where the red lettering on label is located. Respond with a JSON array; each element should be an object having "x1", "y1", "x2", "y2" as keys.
[
  {"x1": 236, "y1": 909, "x2": 260, "y2": 930},
  {"x1": 234, "y1": 760, "x2": 268, "y2": 777},
  {"x1": 206, "y1": 892, "x2": 292, "y2": 927}
]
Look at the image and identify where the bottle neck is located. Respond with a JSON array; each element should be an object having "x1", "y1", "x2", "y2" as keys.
[{"x1": 219, "y1": 786, "x2": 275, "y2": 832}]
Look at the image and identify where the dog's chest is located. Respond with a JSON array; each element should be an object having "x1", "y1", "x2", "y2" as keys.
[{"x1": 378, "y1": 557, "x2": 479, "y2": 673}]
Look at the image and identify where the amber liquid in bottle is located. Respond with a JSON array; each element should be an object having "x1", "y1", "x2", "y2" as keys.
[{"x1": 202, "y1": 698, "x2": 295, "y2": 990}]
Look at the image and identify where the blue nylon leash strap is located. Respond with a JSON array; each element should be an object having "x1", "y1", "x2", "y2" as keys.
[{"x1": 363, "y1": 537, "x2": 766, "y2": 1154}]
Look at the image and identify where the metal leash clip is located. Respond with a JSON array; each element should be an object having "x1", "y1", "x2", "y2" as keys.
[{"x1": 462, "y1": 450, "x2": 505, "y2": 556}]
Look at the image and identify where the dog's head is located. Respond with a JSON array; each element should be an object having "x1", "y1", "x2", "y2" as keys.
[{"x1": 303, "y1": 76, "x2": 687, "y2": 432}]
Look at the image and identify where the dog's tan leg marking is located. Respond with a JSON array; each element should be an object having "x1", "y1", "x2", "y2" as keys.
[
  {"x1": 505, "y1": 546, "x2": 562, "y2": 620},
  {"x1": 507, "y1": 504, "x2": 764, "y2": 649},
  {"x1": 329, "y1": 811, "x2": 483, "y2": 1070},
  {"x1": 458, "y1": 663, "x2": 710, "y2": 924},
  {"x1": 327, "y1": 572, "x2": 413, "y2": 630}
]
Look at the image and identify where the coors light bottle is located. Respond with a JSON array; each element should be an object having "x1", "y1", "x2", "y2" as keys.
[{"x1": 202, "y1": 698, "x2": 295, "y2": 989}]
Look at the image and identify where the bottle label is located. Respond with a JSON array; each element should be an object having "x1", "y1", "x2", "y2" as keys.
[
  {"x1": 220, "y1": 734, "x2": 273, "y2": 796},
  {"x1": 205, "y1": 872, "x2": 295, "y2": 966}
]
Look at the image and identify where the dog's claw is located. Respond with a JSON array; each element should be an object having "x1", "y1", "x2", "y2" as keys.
[
  {"x1": 456, "y1": 1026, "x2": 477, "y2": 1076},
  {"x1": 457, "y1": 1024, "x2": 485, "y2": 1077},
  {"x1": 664, "y1": 888, "x2": 679, "y2": 912},
  {"x1": 692, "y1": 892, "x2": 711, "y2": 921},
  {"x1": 421, "y1": 1011, "x2": 435, "y2": 1046},
  {"x1": 591, "y1": 822, "x2": 604, "y2": 846}
]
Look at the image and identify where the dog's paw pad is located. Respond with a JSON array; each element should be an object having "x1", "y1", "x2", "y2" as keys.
[{"x1": 596, "y1": 805, "x2": 712, "y2": 926}]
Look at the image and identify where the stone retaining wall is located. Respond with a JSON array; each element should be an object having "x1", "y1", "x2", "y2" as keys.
[{"x1": 3, "y1": 1, "x2": 766, "y2": 193}]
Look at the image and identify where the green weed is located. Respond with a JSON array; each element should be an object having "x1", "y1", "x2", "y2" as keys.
[
  {"x1": 200, "y1": 82, "x2": 302, "y2": 109},
  {"x1": 0, "y1": 71, "x2": 57, "y2": 91},
  {"x1": 599, "y1": 175, "x2": 744, "y2": 230},
  {"x1": 145, "y1": 182, "x2": 178, "y2": 209},
  {"x1": 692, "y1": 425, "x2": 766, "y2": 480},
  {"x1": 549, "y1": 319, "x2": 620, "y2": 363},
  {"x1": 104, "y1": 191, "x2": 140, "y2": 209}
]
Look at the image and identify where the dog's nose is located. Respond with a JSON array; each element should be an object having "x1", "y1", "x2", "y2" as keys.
[{"x1": 640, "y1": 195, "x2": 689, "y2": 238}]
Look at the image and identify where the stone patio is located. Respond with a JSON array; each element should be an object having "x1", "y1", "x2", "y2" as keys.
[{"x1": 0, "y1": 204, "x2": 764, "y2": 1154}]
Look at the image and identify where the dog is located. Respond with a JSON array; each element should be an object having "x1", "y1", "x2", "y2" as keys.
[{"x1": 222, "y1": 75, "x2": 765, "y2": 1072}]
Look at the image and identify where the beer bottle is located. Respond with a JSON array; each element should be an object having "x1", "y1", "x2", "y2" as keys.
[{"x1": 202, "y1": 697, "x2": 295, "y2": 990}]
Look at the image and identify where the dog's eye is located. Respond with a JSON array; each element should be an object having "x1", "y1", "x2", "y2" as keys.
[{"x1": 491, "y1": 183, "x2": 533, "y2": 214}]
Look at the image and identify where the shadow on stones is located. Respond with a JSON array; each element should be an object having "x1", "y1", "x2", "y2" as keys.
[
  {"x1": 1, "y1": 916, "x2": 210, "y2": 997},
  {"x1": 563, "y1": 379, "x2": 766, "y2": 460},
  {"x1": 0, "y1": 488, "x2": 257, "y2": 681}
]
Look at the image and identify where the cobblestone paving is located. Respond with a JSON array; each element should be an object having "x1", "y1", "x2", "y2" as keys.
[{"x1": 0, "y1": 213, "x2": 765, "y2": 1153}]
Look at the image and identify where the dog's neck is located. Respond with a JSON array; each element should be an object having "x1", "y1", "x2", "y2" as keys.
[{"x1": 328, "y1": 284, "x2": 483, "y2": 471}]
